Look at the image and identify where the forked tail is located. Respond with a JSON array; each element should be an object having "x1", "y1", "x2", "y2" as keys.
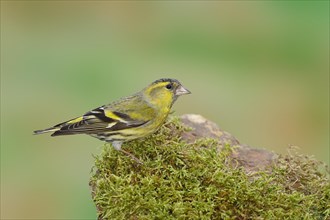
[{"x1": 33, "y1": 127, "x2": 60, "y2": 135}]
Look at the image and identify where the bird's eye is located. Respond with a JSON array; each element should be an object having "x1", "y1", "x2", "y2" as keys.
[{"x1": 166, "y1": 84, "x2": 173, "y2": 90}]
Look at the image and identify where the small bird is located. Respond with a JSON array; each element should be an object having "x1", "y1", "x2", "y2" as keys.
[{"x1": 34, "y1": 78, "x2": 191, "y2": 163}]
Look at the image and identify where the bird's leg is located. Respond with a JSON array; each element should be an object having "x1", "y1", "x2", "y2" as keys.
[
  {"x1": 119, "y1": 149, "x2": 143, "y2": 164},
  {"x1": 111, "y1": 141, "x2": 143, "y2": 164}
]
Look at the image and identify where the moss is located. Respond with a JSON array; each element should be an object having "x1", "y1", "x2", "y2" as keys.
[{"x1": 90, "y1": 117, "x2": 330, "y2": 219}]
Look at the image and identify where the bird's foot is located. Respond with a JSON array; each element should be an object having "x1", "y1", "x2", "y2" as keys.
[{"x1": 119, "y1": 149, "x2": 143, "y2": 164}]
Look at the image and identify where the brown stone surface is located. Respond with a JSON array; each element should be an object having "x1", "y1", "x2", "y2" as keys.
[{"x1": 180, "y1": 114, "x2": 277, "y2": 172}]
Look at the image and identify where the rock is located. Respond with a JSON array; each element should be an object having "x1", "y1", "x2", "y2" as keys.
[
  {"x1": 180, "y1": 114, "x2": 277, "y2": 172},
  {"x1": 90, "y1": 114, "x2": 329, "y2": 220}
]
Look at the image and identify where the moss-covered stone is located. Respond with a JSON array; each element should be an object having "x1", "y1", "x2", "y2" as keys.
[{"x1": 90, "y1": 116, "x2": 330, "y2": 220}]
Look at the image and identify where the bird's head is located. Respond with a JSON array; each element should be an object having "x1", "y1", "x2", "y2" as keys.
[{"x1": 143, "y1": 78, "x2": 191, "y2": 109}]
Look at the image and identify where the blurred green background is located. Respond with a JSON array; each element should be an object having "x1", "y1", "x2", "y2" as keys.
[{"x1": 1, "y1": 1, "x2": 329, "y2": 219}]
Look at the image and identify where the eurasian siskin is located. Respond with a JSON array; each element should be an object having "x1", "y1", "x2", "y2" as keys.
[{"x1": 34, "y1": 78, "x2": 190, "y2": 163}]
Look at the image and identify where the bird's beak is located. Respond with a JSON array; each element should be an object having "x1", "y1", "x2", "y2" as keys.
[{"x1": 175, "y1": 85, "x2": 191, "y2": 96}]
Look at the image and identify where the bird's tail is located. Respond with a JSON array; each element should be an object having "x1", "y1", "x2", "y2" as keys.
[
  {"x1": 33, "y1": 116, "x2": 83, "y2": 136},
  {"x1": 33, "y1": 127, "x2": 60, "y2": 135}
]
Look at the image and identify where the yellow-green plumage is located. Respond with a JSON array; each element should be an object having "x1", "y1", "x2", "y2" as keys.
[{"x1": 34, "y1": 78, "x2": 190, "y2": 162}]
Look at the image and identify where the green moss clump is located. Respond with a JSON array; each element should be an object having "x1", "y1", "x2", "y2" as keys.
[{"x1": 90, "y1": 117, "x2": 330, "y2": 219}]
